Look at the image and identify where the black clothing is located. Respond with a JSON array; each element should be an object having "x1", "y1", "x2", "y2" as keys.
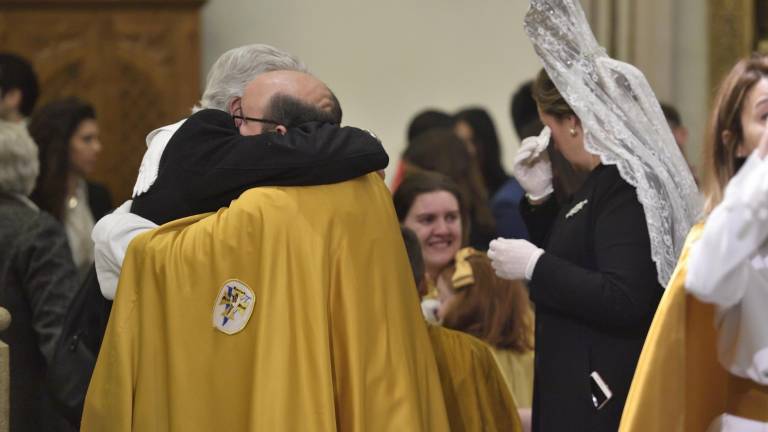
[
  {"x1": 51, "y1": 266, "x2": 111, "y2": 428},
  {"x1": 86, "y1": 181, "x2": 113, "y2": 221},
  {"x1": 522, "y1": 165, "x2": 663, "y2": 432},
  {"x1": 0, "y1": 194, "x2": 79, "y2": 431},
  {"x1": 132, "y1": 109, "x2": 389, "y2": 224}
]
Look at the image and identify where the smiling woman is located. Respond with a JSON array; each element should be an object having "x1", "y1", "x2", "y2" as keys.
[{"x1": 393, "y1": 171, "x2": 466, "y2": 283}]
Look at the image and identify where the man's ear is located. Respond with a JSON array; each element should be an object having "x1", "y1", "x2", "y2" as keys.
[
  {"x1": 227, "y1": 97, "x2": 241, "y2": 115},
  {"x1": 275, "y1": 125, "x2": 287, "y2": 135},
  {"x1": 228, "y1": 97, "x2": 242, "y2": 127}
]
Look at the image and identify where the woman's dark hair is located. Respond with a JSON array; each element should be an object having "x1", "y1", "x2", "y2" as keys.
[
  {"x1": 28, "y1": 97, "x2": 96, "y2": 221},
  {"x1": 406, "y1": 109, "x2": 454, "y2": 141},
  {"x1": 440, "y1": 253, "x2": 534, "y2": 352},
  {"x1": 393, "y1": 171, "x2": 469, "y2": 244},
  {"x1": 455, "y1": 107, "x2": 508, "y2": 195},
  {"x1": 0, "y1": 53, "x2": 39, "y2": 117},
  {"x1": 402, "y1": 129, "x2": 495, "y2": 237}
]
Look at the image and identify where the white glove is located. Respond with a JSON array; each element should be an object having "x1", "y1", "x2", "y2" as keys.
[
  {"x1": 512, "y1": 127, "x2": 553, "y2": 201},
  {"x1": 487, "y1": 238, "x2": 544, "y2": 281}
]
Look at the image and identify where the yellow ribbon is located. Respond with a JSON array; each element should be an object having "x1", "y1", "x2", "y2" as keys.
[{"x1": 451, "y1": 247, "x2": 481, "y2": 291}]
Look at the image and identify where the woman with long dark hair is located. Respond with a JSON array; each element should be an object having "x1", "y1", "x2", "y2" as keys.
[
  {"x1": 454, "y1": 107, "x2": 508, "y2": 197},
  {"x1": 28, "y1": 97, "x2": 112, "y2": 278}
]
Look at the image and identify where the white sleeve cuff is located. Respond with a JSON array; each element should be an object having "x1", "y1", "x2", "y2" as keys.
[{"x1": 525, "y1": 248, "x2": 545, "y2": 280}]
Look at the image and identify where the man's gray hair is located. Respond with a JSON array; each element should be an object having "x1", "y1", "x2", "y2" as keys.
[
  {"x1": 0, "y1": 120, "x2": 39, "y2": 196},
  {"x1": 194, "y1": 44, "x2": 308, "y2": 113}
]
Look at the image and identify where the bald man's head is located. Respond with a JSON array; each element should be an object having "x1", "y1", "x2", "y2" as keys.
[{"x1": 231, "y1": 70, "x2": 341, "y2": 135}]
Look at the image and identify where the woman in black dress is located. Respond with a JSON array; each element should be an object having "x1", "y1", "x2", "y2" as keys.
[{"x1": 487, "y1": 1, "x2": 700, "y2": 430}]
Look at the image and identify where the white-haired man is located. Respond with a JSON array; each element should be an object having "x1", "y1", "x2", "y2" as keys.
[{"x1": 92, "y1": 45, "x2": 386, "y2": 299}]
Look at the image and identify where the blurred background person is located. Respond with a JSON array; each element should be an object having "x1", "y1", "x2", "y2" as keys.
[
  {"x1": 456, "y1": 106, "x2": 529, "y2": 241},
  {"x1": 660, "y1": 102, "x2": 689, "y2": 158},
  {"x1": 661, "y1": 102, "x2": 698, "y2": 183},
  {"x1": 402, "y1": 129, "x2": 495, "y2": 250},
  {"x1": 0, "y1": 53, "x2": 39, "y2": 124},
  {"x1": 454, "y1": 107, "x2": 508, "y2": 197},
  {"x1": 0, "y1": 120, "x2": 79, "y2": 431},
  {"x1": 28, "y1": 97, "x2": 113, "y2": 279},
  {"x1": 390, "y1": 108, "x2": 455, "y2": 191}
]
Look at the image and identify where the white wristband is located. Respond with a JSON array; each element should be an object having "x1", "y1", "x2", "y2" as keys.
[{"x1": 525, "y1": 248, "x2": 545, "y2": 280}]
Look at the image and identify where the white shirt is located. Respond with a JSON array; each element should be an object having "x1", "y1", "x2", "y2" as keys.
[
  {"x1": 686, "y1": 153, "x2": 768, "y2": 385},
  {"x1": 92, "y1": 119, "x2": 185, "y2": 299},
  {"x1": 92, "y1": 200, "x2": 157, "y2": 299}
]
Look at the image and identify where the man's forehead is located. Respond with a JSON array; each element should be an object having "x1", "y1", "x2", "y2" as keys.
[
  {"x1": 242, "y1": 70, "x2": 333, "y2": 113},
  {"x1": 247, "y1": 71, "x2": 329, "y2": 98}
]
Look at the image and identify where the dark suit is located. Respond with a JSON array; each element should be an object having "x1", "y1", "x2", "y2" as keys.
[
  {"x1": 86, "y1": 181, "x2": 113, "y2": 222},
  {"x1": 0, "y1": 194, "x2": 79, "y2": 431},
  {"x1": 522, "y1": 165, "x2": 663, "y2": 432}
]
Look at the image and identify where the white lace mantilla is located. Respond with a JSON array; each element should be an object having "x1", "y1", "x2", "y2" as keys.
[{"x1": 523, "y1": 0, "x2": 701, "y2": 287}]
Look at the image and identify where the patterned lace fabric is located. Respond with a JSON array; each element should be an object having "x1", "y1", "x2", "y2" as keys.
[{"x1": 523, "y1": 0, "x2": 701, "y2": 287}]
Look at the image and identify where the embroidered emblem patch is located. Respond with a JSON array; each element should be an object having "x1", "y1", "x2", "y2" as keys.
[
  {"x1": 212, "y1": 279, "x2": 255, "y2": 335},
  {"x1": 566, "y1": 199, "x2": 589, "y2": 219}
]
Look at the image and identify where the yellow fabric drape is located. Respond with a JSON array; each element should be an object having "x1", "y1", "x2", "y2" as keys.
[
  {"x1": 619, "y1": 224, "x2": 729, "y2": 431},
  {"x1": 82, "y1": 174, "x2": 450, "y2": 431},
  {"x1": 491, "y1": 348, "x2": 535, "y2": 409},
  {"x1": 427, "y1": 325, "x2": 522, "y2": 432}
]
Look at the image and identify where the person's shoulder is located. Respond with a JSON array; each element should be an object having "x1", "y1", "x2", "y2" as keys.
[
  {"x1": 87, "y1": 181, "x2": 112, "y2": 202},
  {"x1": 491, "y1": 178, "x2": 526, "y2": 205},
  {"x1": 592, "y1": 164, "x2": 635, "y2": 197},
  {"x1": 10, "y1": 206, "x2": 66, "y2": 250}
]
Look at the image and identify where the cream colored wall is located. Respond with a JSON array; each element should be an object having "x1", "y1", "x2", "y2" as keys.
[
  {"x1": 582, "y1": 0, "x2": 709, "y2": 172},
  {"x1": 202, "y1": 0, "x2": 709, "y2": 181},
  {"x1": 201, "y1": 0, "x2": 542, "y2": 181}
]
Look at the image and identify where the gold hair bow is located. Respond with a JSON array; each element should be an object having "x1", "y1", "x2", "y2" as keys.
[{"x1": 451, "y1": 247, "x2": 481, "y2": 290}]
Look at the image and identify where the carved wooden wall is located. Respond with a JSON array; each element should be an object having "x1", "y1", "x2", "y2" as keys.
[{"x1": 0, "y1": 0, "x2": 205, "y2": 202}]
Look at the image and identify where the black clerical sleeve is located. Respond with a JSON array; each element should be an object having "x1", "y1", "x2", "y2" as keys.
[
  {"x1": 528, "y1": 168, "x2": 662, "y2": 330},
  {"x1": 132, "y1": 109, "x2": 389, "y2": 224}
]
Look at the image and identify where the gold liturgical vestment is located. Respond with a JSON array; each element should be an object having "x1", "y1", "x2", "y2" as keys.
[
  {"x1": 82, "y1": 174, "x2": 450, "y2": 431},
  {"x1": 619, "y1": 224, "x2": 729, "y2": 431},
  {"x1": 427, "y1": 325, "x2": 522, "y2": 432}
]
